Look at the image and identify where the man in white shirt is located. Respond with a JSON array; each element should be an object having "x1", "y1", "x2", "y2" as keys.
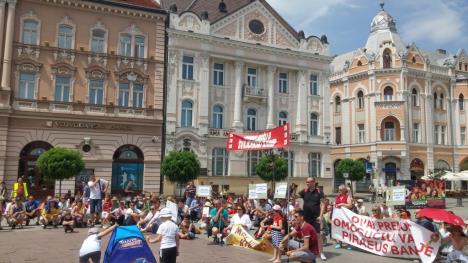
[{"x1": 87, "y1": 175, "x2": 108, "y2": 226}]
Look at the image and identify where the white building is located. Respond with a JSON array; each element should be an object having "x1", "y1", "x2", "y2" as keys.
[{"x1": 162, "y1": 0, "x2": 333, "y2": 194}]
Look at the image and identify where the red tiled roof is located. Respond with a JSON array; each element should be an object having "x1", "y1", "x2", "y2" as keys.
[{"x1": 115, "y1": 0, "x2": 161, "y2": 8}]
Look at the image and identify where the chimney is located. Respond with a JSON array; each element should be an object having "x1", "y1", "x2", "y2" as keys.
[
  {"x1": 219, "y1": 0, "x2": 227, "y2": 13},
  {"x1": 436, "y1": 49, "x2": 447, "y2": 55}
]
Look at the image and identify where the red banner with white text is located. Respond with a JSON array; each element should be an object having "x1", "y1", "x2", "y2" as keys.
[{"x1": 226, "y1": 124, "x2": 290, "y2": 151}]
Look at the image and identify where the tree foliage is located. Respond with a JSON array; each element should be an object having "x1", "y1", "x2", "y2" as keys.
[
  {"x1": 336, "y1": 158, "x2": 366, "y2": 182},
  {"x1": 162, "y1": 150, "x2": 201, "y2": 184},
  {"x1": 256, "y1": 155, "x2": 288, "y2": 182},
  {"x1": 37, "y1": 147, "x2": 85, "y2": 181}
]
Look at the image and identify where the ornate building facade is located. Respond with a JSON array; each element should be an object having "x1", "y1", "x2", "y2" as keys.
[
  {"x1": 0, "y1": 0, "x2": 166, "y2": 197},
  {"x1": 329, "y1": 3, "x2": 468, "y2": 191},
  {"x1": 162, "y1": 0, "x2": 333, "y2": 194}
]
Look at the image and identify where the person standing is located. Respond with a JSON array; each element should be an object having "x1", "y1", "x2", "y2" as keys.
[
  {"x1": 334, "y1": 184, "x2": 352, "y2": 250},
  {"x1": 368, "y1": 184, "x2": 376, "y2": 203},
  {"x1": 87, "y1": 175, "x2": 108, "y2": 226},
  {"x1": 298, "y1": 177, "x2": 326, "y2": 261},
  {"x1": 79, "y1": 224, "x2": 117, "y2": 263},
  {"x1": 11, "y1": 177, "x2": 28, "y2": 201},
  {"x1": 184, "y1": 181, "x2": 196, "y2": 207},
  {"x1": 147, "y1": 208, "x2": 180, "y2": 263}
]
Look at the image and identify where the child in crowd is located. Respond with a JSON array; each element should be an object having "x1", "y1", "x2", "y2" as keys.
[
  {"x1": 178, "y1": 215, "x2": 196, "y2": 240},
  {"x1": 269, "y1": 205, "x2": 284, "y2": 263},
  {"x1": 62, "y1": 210, "x2": 74, "y2": 233}
]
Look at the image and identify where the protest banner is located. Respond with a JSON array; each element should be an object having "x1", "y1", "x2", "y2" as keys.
[
  {"x1": 248, "y1": 184, "x2": 257, "y2": 199},
  {"x1": 396, "y1": 179, "x2": 446, "y2": 209},
  {"x1": 255, "y1": 183, "x2": 268, "y2": 199},
  {"x1": 197, "y1": 185, "x2": 211, "y2": 197},
  {"x1": 332, "y1": 208, "x2": 440, "y2": 263},
  {"x1": 386, "y1": 186, "x2": 406, "y2": 206},
  {"x1": 225, "y1": 224, "x2": 273, "y2": 254},
  {"x1": 274, "y1": 182, "x2": 288, "y2": 199},
  {"x1": 226, "y1": 124, "x2": 289, "y2": 151}
]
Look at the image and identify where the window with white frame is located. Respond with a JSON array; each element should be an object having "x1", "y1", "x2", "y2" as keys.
[
  {"x1": 212, "y1": 148, "x2": 228, "y2": 176},
  {"x1": 91, "y1": 29, "x2": 106, "y2": 53},
  {"x1": 459, "y1": 94, "x2": 464, "y2": 111},
  {"x1": 384, "y1": 121, "x2": 395, "y2": 141},
  {"x1": 335, "y1": 96, "x2": 341, "y2": 113},
  {"x1": 212, "y1": 105, "x2": 223, "y2": 129},
  {"x1": 118, "y1": 33, "x2": 145, "y2": 58},
  {"x1": 282, "y1": 151, "x2": 294, "y2": 177},
  {"x1": 88, "y1": 79, "x2": 104, "y2": 105},
  {"x1": 133, "y1": 83, "x2": 144, "y2": 108},
  {"x1": 278, "y1": 111, "x2": 288, "y2": 126},
  {"x1": 384, "y1": 86, "x2": 393, "y2": 101},
  {"x1": 246, "y1": 108, "x2": 257, "y2": 131},
  {"x1": 247, "y1": 68, "x2": 257, "y2": 88},
  {"x1": 58, "y1": 24, "x2": 73, "y2": 49},
  {"x1": 461, "y1": 127, "x2": 466, "y2": 145},
  {"x1": 309, "y1": 74, "x2": 318, "y2": 95},
  {"x1": 213, "y1": 63, "x2": 224, "y2": 86},
  {"x1": 118, "y1": 82, "x2": 130, "y2": 107},
  {"x1": 357, "y1": 90, "x2": 364, "y2": 109},
  {"x1": 119, "y1": 34, "x2": 132, "y2": 57},
  {"x1": 247, "y1": 150, "x2": 261, "y2": 176},
  {"x1": 413, "y1": 123, "x2": 419, "y2": 143},
  {"x1": 181, "y1": 100, "x2": 193, "y2": 128},
  {"x1": 22, "y1": 20, "x2": 38, "y2": 45},
  {"x1": 278, "y1": 72, "x2": 288, "y2": 93},
  {"x1": 441, "y1": 125, "x2": 446, "y2": 145},
  {"x1": 310, "y1": 113, "x2": 319, "y2": 136},
  {"x1": 358, "y1": 124, "x2": 365, "y2": 143},
  {"x1": 182, "y1": 56, "x2": 194, "y2": 80},
  {"x1": 412, "y1": 88, "x2": 418, "y2": 107},
  {"x1": 134, "y1": 36, "x2": 145, "y2": 58},
  {"x1": 19, "y1": 72, "x2": 36, "y2": 99},
  {"x1": 434, "y1": 125, "x2": 440, "y2": 144},
  {"x1": 54, "y1": 76, "x2": 71, "y2": 102},
  {"x1": 308, "y1": 152, "x2": 321, "y2": 177}
]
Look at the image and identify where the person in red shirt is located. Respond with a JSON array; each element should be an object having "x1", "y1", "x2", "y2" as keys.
[
  {"x1": 281, "y1": 209, "x2": 318, "y2": 263},
  {"x1": 334, "y1": 184, "x2": 353, "y2": 250}
]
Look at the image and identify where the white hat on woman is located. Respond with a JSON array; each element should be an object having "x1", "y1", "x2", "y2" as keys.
[{"x1": 159, "y1": 208, "x2": 173, "y2": 218}]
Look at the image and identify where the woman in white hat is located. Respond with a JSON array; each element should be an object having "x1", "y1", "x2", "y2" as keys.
[
  {"x1": 78, "y1": 224, "x2": 117, "y2": 263},
  {"x1": 147, "y1": 208, "x2": 179, "y2": 263}
]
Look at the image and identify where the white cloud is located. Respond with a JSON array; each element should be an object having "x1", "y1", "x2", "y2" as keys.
[
  {"x1": 400, "y1": 0, "x2": 466, "y2": 46},
  {"x1": 266, "y1": 0, "x2": 359, "y2": 31}
]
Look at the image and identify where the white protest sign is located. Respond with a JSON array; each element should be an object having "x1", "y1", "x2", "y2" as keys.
[
  {"x1": 255, "y1": 183, "x2": 268, "y2": 199},
  {"x1": 331, "y1": 208, "x2": 439, "y2": 263},
  {"x1": 197, "y1": 185, "x2": 211, "y2": 197},
  {"x1": 387, "y1": 186, "x2": 406, "y2": 206},
  {"x1": 202, "y1": 206, "x2": 210, "y2": 218},
  {"x1": 165, "y1": 200, "x2": 178, "y2": 222},
  {"x1": 274, "y1": 182, "x2": 288, "y2": 199},
  {"x1": 248, "y1": 184, "x2": 257, "y2": 199}
]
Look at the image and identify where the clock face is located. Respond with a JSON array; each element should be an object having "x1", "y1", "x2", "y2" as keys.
[{"x1": 249, "y1": 19, "x2": 265, "y2": 34}]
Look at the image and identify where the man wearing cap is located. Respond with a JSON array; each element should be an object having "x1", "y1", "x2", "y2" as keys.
[
  {"x1": 147, "y1": 208, "x2": 180, "y2": 263},
  {"x1": 79, "y1": 224, "x2": 117, "y2": 263}
]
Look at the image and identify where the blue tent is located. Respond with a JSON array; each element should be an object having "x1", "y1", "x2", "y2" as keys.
[{"x1": 104, "y1": 225, "x2": 157, "y2": 263}]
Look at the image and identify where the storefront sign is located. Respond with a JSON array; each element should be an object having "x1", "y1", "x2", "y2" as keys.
[
  {"x1": 46, "y1": 120, "x2": 132, "y2": 131},
  {"x1": 226, "y1": 124, "x2": 289, "y2": 151},
  {"x1": 332, "y1": 208, "x2": 440, "y2": 263}
]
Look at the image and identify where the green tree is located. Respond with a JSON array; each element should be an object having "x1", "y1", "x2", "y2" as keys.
[
  {"x1": 255, "y1": 155, "x2": 288, "y2": 183},
  {"x1": 37, "y1": 147, "x2": 85, "y2": 196},
  {"x1": 162, "y1": 150, "x2": 201, "y2": 188},
  {"x1": 336, "y1": 158, "x2": 366, "y2": 182}
]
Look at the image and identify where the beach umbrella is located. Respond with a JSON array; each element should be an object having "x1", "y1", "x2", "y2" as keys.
[{"x1": 417, "y1": 208, "x2": 465, "y2": 226}]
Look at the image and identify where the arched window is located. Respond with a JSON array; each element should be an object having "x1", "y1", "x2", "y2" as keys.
[
  {"x1": 357, "y1": 60, "x2": 363, "y2": 67},
  {"x1": 412, "y1": 56, "x2": 416, "y2": 63},
  {"x1": 181, "y1": 100, "x2": 193, "y2": 127},
  {"x1": 411, "y1": 88, "x2": 418, "y2": 107},
  {"x1": 310, "y1": 113, "x2": 319, "y2": 136},
  {"x1": 91, "y1": 29, "x2": 106, "y2": 53},
  {"x1": 212, "y1": 105, "x2": 223, "y2": 129},
  {"x1": 246, "y1": 108, "x2": 257, "y2": 131},
  {"x1": 439, "y1": 93, "x2": 444, "y2": 110},
  {"x1": 58, "y1": 24, "x2": 73, "y2": 49},
  {"x1": 384, "y1": 86, "x2": 393, "y2": 101},
  {"x1": 112, "y1": 145, "x2": 144, "y2": 193},
  {"x1": 434, "y1": 93, "x2": 438, "y2": 109},
  {"x1": 212, "y1": 148, "x2": 228, "y2": 176},
  {"x1": 335, "y1": 96, "x2": 341, "y2": 113},
  {"x1": 383, "y1": 48, "x2": 392, "y2": 68},
  {"x1": 22, "y1": 20, "x2": 38, "y2": 45},
  {"x1": 357, "y1": 90, "x2": 364, "y2": 109},
  {"x1": 278, "y1": 111, "x2": 288, "y2": 126},
  {"x1": 460, "y1": 94, "x2": 465, "y2": 111}
]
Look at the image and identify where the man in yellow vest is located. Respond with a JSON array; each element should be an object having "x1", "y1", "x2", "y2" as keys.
[{"x1": 12, "y1": 177, "x2": 28, "y2": 200}]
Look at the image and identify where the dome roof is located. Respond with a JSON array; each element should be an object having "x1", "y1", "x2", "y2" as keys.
[{"x1": 370, "y1": 3, "x2": 396, "y2": 33}]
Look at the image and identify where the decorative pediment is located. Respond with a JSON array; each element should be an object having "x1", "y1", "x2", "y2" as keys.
[
  {"x1": 170, "y1": 12, "x2": 210, "y2": 34},
  {"x1": 122, "y1": 24, "x2": 143, "y2": 35},
  {"x1": 116, "y1": 68, "x2": 148, "y2": 83},
  {"x1": 15, "y1": 58, "x2": 42, "y2": 72},
  {"x1": 85, "y1": 66, "x2": 109, "y2": 80},
  {"x1": 51, "y1": 62, "x2": 76, "y2": 76},
  {"x1": 305, "y1": 37, "x2": 324, "y2": 54}
]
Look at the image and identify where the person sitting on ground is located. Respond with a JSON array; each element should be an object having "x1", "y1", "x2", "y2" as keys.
[
  {"x1": 189, "y1": 197, "x2": 201, "y2": 222},
  {"x1": 141, "y1": 198, "x2": 161, "y2": 234},
  {"x1": 178, "y1": 215, "x2": 196, "y2": 240},
  {"x1": 177, "y1": 199, "x2": 189, "y2": 224},
  {"x1": 58, "y1": 196, "x2": 69, "y2": 214},
  {"x1": 438, "y1": 225, "x2": 468, "y2": 262},
  {"x1": 63, "y1": 210, "x2": 74, "y2": 233},
  {"x1": 252, "y1": 199, "x2": 272, "y2": 226},
  {"x1": 24, "y1": 195, "x2": 41, "y2": 226},
  {"x1": 72, "y1": 200, "x2": 87, "y2": 228},
  {"x1": 208, "y1": 199, "x2": 229, "y2": 244},
  {"x1": 40, "y1": 200, "x2": 61, "y2": 229},
  {"x1": 79, "y1": 224, "x2": 117, "y2": 263},
  {"x1": 110, "y1": 201, "x2": 126, "y2": 226},
  {"x1": 255, "y1": 210, "x2": 274, "y2": 240},
  {"x1": 124, "y1": 201, "x2": 142, "y2": 226},
  {"x1": 281, "y1": 209, "x2": 319, "y2": 263},
  {"x1": 147, "y1": 208, "x2": 180, "y2": 263},
  {"x1": 225, "y1": 205, "x2": 252, "y2": 235},
  {"x1": 8, "y1": 196, "x2": 26, "y2": 229}
]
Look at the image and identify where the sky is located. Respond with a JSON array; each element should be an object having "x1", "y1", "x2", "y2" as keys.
[{"x1": 267, "y1": 0, "x2": 468, "y2": 56}]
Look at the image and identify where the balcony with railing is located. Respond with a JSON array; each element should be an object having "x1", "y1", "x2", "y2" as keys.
[
  {"x1": 243, "y1": 84, "x2": 266, "y2": 102},
  {"x1": 208, "y1": 128, "x2": 232, "y2": 138}
]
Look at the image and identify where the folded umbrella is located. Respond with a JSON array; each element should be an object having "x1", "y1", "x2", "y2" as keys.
[{"x1": 417, "y1": 208, "x2": 465, "y2": 226}]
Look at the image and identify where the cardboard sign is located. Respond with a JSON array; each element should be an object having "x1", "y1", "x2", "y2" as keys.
[
  {"x1": 225, "y1": 224, "x2": 273, "y2": 254},
  {"x1": 248, "y1": 184, "x2": 258, "y2": 199},
  {"x1": 202, "y1": 207, "x2": 210, "y2": 218},
  {"x1": 386, "y1": 186, "x2": 406, "y2": 206},
  {"x1": 197, "y1": 185, "x2": 211, "y2": 197},
  {"x1": 255, "y1": 183, "x2": 268, "y2": 199},
  {"x1": 274, "y1": 182, "x2": 288, "y2": 199},
  {"x1": 332, "y1": 208, "x2": 440, "y2": 263}
]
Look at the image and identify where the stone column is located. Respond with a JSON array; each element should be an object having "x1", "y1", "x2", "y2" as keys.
[
  {"x1": 295, "y1": 70, "x2": 308, "y2": 135},
  {"x1": 1, "y1": 0, "x2": 16, "y2": 90},
  {"x1": 198, "y1": 54, "x2": 210, "y2": 135},
  {"x1": 266, "y1": 66, "x2": 276, "y2": 129},
  {"x1": 232, "y1": 61, "x2": 244, "y2": 130}
]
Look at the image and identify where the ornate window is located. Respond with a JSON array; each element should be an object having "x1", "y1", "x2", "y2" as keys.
[
  {"x1": 213, "y1": 63, "x2": 224, "y2": 86},
  {"x1": 91, "y1": 29, "x2": 106, "y2": 53},
  {"x1": 278, "y1": 72, "x2": 288, "y2": 93},
  {"x1": 19, "y1": 72, "x2": 36, "y2": 99},
  {"x1": 58, "y1": 24, "x2": 73, "y2": 49},
  {"x1": 413, "y1": 123, "x2": 419, "y2": 143},
  {"x1": 212, "y1": 104, "x2": 223, "y2": 129},
  {"x1": 384, "y1": 121, "x2": 395, "y2": 141},
  {"x1": 461, "y1": 127, "x2": 466, "y2": 145},
  {"x1": 412, "y1": 88, "x2": 418, "y2": 107},
  {"x1": 247, "y1": 68, "x2": 257, "y2": 88},
  {"x1": 182, "y1": 56, "x2": 194, "y2": 80},
  {"x1": 335, "y1": 127, "x2": 342, "y2": 145},
  {"x1": 434, "y1": 93, "x2": 438, "y2": 109},
  {"x1": 358, "y1": 124, "x2": 365, "y2": 143},
  {"x1": 459, "y1": 94, "x2": 464, "y2": 111},
  {"x1": 308, "y1": 153, "x2": 321, "y2": 177},
  {"x1": 117, "y1": 70, "x2": 147, "y2": 108},
  {"x1": 133, "y1": 83, "x2": 144, "y2": 108},
  {"x1": 181, "y1": 100, "x2": 193, "y2": 128},
  {"x1": 118, "y1": 83, "x2": 130, "y2": 107},
  {"x1": 439, "y1": 93, "x2": 444, "y2": 110},
  {"x1": 310, "y1": 113, "x2": 319, "y2": 136},
  {"x1": 247, "y1": 150, "x2": 261, "y2": 176},
  {"x1": 334, "y1": 96, "x2": 341, "y2": 113},
  {"x1": 434, "y1": 125, "x2": 440, "y2": 144},
  {"x1": 22, "y1": 20, "x2": 38, "y2": 45},
  {"x1": 383, "y1": 48, "x2": 392, "y2": 68},
  {"x1": 118, "y1": 25, "x2": 147, "y2": 58},
  {"x1": 88, "y1": 79, "x2": 104, "y2": 105},
  {"x1": 310, "y1": 74, "x2": 318, "y2": 95},
  {"x1": 212, "y1": 148, "x2": 228, "y2": 176},
  {"x1": 119, "y1": 34, "x2": 132, "y2": 57},
  {"x1": 278, "y1": 111, "x2": 288, "y2": 126},
  {"x1": 55, "y1": 76, "x2": 71, "y2": 102},
  {"x1": 246, "y1": 108, "x2": 257, "y2": 131},
  {"x1": 357, "y1": 90, "x2": 364, "y2": 109},
  {"x1": 134, "y1": 36, "x2": 145, "y2": 58},
  {"x1": 384, "y1": 86, "x2": 393, "y2": 101}
]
